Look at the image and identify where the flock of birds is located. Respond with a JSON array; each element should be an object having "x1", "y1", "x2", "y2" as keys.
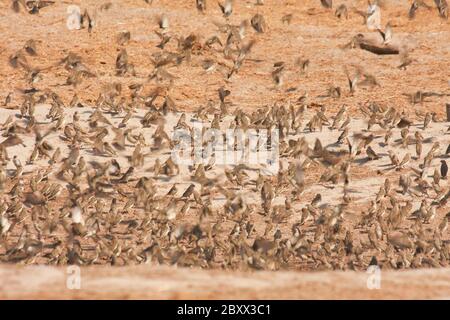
[{"x1": 0, "y1": 0, "x2": 449, "y2": 272}]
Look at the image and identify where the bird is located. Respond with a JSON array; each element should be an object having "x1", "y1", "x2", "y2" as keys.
[
  {"x1": 295, "y1": 57, "x2": 310, "y2": 75},
  {"x1": 335, "y1": 4, "x2": 348, "y2": 19},
  {"x1": 0, "y1": 135, "x2": 25, "y2": 148},
  {"x1": 12, "y1": 0, "x2": 55, "y2": 14},
  {"x1": 398, "y1": 51, "x2": 415, "y2": 70},
  {"x1": 377, "y1": 21, "x2": 393, "y2": 45},
  {"x1": 397, "y1": 153, "x2": 411, "y2": 169},
  {"x1": 205, "y1": 35, "x2": 222, "y2": 48},
  {"x1": 261, "y1": 180, "x2": 274, "y2": 212},
  {"x1": 196, "y1": 0, "x2": 206, "y2": 13},
  {"x1": 3, "y1": 93, "x2": 12, "y2": 106},
  {"x1": 11, "y1": 0, "x2": 26, "y2": 12},
  {"x1": 201, "y1": 59, "x2": 216, "y2": 72},
  {"x1": 387, "y1": 232, "x2": 414, "y2": 249},
  {"x1": 81, "y1": 9, "x2": 95, "y2": 33},
  {"x1": 366, "y1": 1, "x2": 381, "y2": 30},
  {"x1": 218, "y1": 87, "x2": 231, "y2": 103},
  {"x1": 251, "y1": 14, "x2": 266, "y2": 33},
  {"x1": 410, "y1": 0, "x2": 433, "y2": 18},
  {"x1": 281, "y1": 14, "x2": 293, "y2": 25},
  {"x1": 436, "y1": 0, "x2": 448, "y2": 19},
  {"x1": 154, "y1": 31, "x2": 171, "y2": 49},
  {"x1": 117, "y1": 31, "x2": 131, "y2": 46},
  {"x1": 441, "y1": 160, "x2": 448, "y2": 179},
  {"x1": 344, "y1": 66, "x2": 359, "y2": 93},
  {"x1": 366, "y1": 146, "x2": 380, "y2": 160},
  {"x1": 24, "y1": 39, "x2": 38, "y2": 56},
  {"x1": 320, "y1": 0, "x2": 332, "y2": 9},
  {"x1": 218, "y1": 0, "x2": 233, "y2": 17},
  {"x1": 159, "y1": 14, "x2": 169, "y2": 29},
  {"x1": 409, "y1": 0, "x2": 420, "y2": 19},
  {"x1": 166, "y1": 183, "x2": 178, "y2": 197},
  {"x1": 182, "y1": 184, "x2": 195, "y2": 199},
  {"x1": 118, "y1": 166, "x2": 134, "y2": 183},
  {"x1": 272, "y1": 66, "x2": 284, "y2": 87}
]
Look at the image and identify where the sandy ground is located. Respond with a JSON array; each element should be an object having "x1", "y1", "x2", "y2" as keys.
[
  {"x1": 0, "y1": 0, "x2": 449, "y2": 114},
  {"x1": 1, "y1": 265, "x2": 450, "y2": 299},
  {"x1": 0, "y1": 0, "x2": 449, "y2": 299}
]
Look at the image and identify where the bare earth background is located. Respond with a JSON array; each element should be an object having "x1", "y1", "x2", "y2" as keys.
[
  {"x1": 1, "y1": 0, "x2": 449, "y2": 114},
  {"x1": 0, "y1": 0, "x2": 449, "y2": 299},
  {"x1": 1, "y1": 265, "x2": 450, "y2": 299}
]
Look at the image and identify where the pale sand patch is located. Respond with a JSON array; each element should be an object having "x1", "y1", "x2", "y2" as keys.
[{"x1": 1, "y1": 265, "x2": 449, "y2": 299}]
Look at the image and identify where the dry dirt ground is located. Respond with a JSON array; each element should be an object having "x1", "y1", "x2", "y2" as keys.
[
  {"x1": 0, "y1": 0, "x2": 449, "y2": 299},
  {"x1": 1, "y1": 0, "x2": 449, "y2": 113},
  {"x1": 1, "y1": 265, "x2": 450, "y2": 299}
]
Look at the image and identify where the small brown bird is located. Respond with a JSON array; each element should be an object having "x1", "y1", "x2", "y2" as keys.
[
  {"x1": 410, "y1": 1, "x2": 433, "y2": 18},
  {"x1": 335, "y1": 4, "x2": 348, "y2": 19},
  {"x1": 205, "y1": 35, "x2": 222, "y2": 48},
  {"x1": 154, "y1": 30, "x2": 171, "y2": 49},
  {"x1": 261, "y1": 180, "x2": 274, "y2": 212},
  {"x1": 320, "y1": 0, "x2": 332, "y2": 9},
  {"x1": 81, "y1": 9, "x2": 95, "y2": 33},
  {"x1": 13, "y1": 0, "x2": 55, "y2": 14},
  {"x1": 409, "y1": 1, "x2": 419, "y2": 19},
  {"x1": 3, "y1": 93, "x2": 12, "y2": 106},
  {"x1": 398, "y1": 153, "x2": 411, "y2": 169},
  {"x1": 0, "y1": 135, "x2": 25, "y2": 148},
  {"x1": 12, "y1": 0, "x2": 26, "y2": 13},
  {"x1": 388, "y1": 232, "x2": 414, "y2": 249},
  {"x1": 281, "y1": 14, "x2": 293, "y2": 24},
  {"x1": 218, "y1": 87, "x2": 231, "y2": 103},
  {"x1": 398, "y1": 51, "x2": 415, "y2": 70},
  {"x1": 366, "y1": 146, "x2": 380, "y2": 160},
  {"x1": 397, "y1": 117, "x2": 412, "y2": 128},
  {"x1": 159, "y1": 14, "x2": 169, "y2": 29},
  {"x1": 166, "y1": 183, "x2": 178, "y2": 197},
  {"x1": 251, "y1": 14, "x2": 266, "y2": 33},
  {"x1": 436, "y1": 0, "x2": 448, "y2": 19},
  {"x1": 9, "y1": 50, "x2": 29, "y2": 70},
  {"x1": 118, "y1": 166, "x2": 134, "y2": 183},
  {"x1": 196, "y1": 0, "x2": 206, "y2": 12},
  {"x1": 415, "y1": 140, "x2": 423, "y2": 159},
  {"x1": 441, "y1": 160, "x2": 448, "y2": 179},
  {"x1": 388, "y1": 150, "x2": 399, "y2": 166},
  {"x1": 182, "y1": 183, "x2": 195, "y2": 199},
  {"x1": 117, "y1": 31, "x2": 131, "y2": 46},
  {"x1": 272, "y1": 66, "x2": 284, "y2": 87},
  {"x1": 344, "y1": 66, "x2": 359, "y2": 93},
  {"x1": 423, "y1": 112, "x2": 432, "y2": 130},
  {"x1": 218, "y1": 0, "x2": 233, "y2": 17},
  {"x1": 377, "y1": 21, "x2": 393, "y2": 44},
  {"x1": 295, "y1": 57, "x2": 310, "y2": 75},
  {"x1": 24, "y1": 39, "x2": 38, "y2": 56}
]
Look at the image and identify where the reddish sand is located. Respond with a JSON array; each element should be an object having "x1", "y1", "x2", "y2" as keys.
[{"x1": 0, "y1": 0, "x2": 449, "y2": 299}]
